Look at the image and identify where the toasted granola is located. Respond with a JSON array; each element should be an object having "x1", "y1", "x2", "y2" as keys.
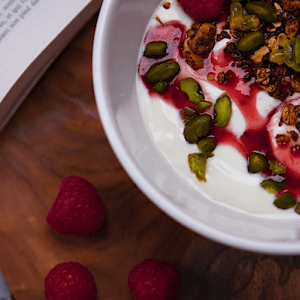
[{"x1": 181, "y1": 0, "x2": 300, "y2": 101}]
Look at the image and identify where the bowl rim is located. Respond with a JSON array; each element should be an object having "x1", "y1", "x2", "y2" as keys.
[{"x1": 92, "y1": 0, "x2": 300, "y2": 255}]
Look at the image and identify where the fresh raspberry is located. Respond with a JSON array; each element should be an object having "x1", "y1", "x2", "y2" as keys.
[
  {"x1": 44, "y1": 262, "x2": 97, "y2": 300},
  {"x1": 128, "y1": 258, "x2": 181, "y2": 300},
  {"x1": 177, "y1": 0, "x2": 224, "y2": 22},
  {"x1": 46, "y1": 175, "x2": 105, "y2": 237}
]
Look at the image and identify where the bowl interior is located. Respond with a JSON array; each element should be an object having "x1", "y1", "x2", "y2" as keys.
[{"x1": 92, "y1": 0, "x2": 300, "y2": 254}]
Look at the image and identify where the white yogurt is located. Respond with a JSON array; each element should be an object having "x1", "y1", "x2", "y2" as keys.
[{"x1": 136, "y1": 0, "x2": 296, "y2": 215}]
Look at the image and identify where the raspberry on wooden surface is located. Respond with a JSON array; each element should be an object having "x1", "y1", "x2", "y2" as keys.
[
  {"x1": 128, "y1": 258, "x2": 181, "y2": 300},
  {"x1": 46, "y1": 175, "x2": 105, "y2": 237},
  {"x1": 44, "y1": 262, "x2": 97, "y2": 300}
]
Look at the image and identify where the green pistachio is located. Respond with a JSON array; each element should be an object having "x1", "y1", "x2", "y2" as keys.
[
  {"x1": 245, "y1": 1, "x2": 277, "y2": 23},
  {"x1": 274, "y1": 193, "x2": 297, "y2": 209},
  {"x1": 269, "y1": 49, "x2": 291, "y2": 63},
  {"x1": 198, "y1": 101, "x2": 212, "y2": 112},
  {"x1": 248, "y1": 152, "x2": 268, "y2": 173},
  {"x1": 292, "y1": 34, "x2": 300, "y2": 65},
  {"x1": 260, "y1": 178, "x2": 286, "y2": 194},
  {"x1": 144, "y1": 41, "x2": 168, "y2": 58},
  {"x1": 278, "y1": 33, "x2": 289, "y2": 48},
  {"x1": 237, "y1": 31, "x2": 264, "y2": 53},
  {"x1": 145, "y1": 60, "x2": 180, "y2": 84},
  {"x1": 197, "y1": 137, "x2": 217, "y2": 153},
  {"x1": 229, "y1": 2, "x2": 260, "y2": 31},
  {"x1": 152, "y1": 81, "x2": 167, "y2": 93},
  {"x1": 269, "y1": 161, "x2": 286, "y2": 175},
  {"x1": 179, "y1": 78, "x2": 204, "y2": 104},
  {"x1": 183, "y1": 114, "x2": 212, "y2": 144},
  {"x1": 229, "y1": 2, "x2": 243, "y2": 30},
  {"x1": 188, "y1": 152, "x2": 213, "y2": 182},
  {"x1": 283, "y1": 37, "x2": 300, "y2": 71},
  {"x1": 183, "y1": 107, "x2": 196, "y2": 117},
  {"x1": 285, "y1": 57, "x2": 300, "y2": 72},
  {"x1": 269, "y1": 36, "x2": 300, "y2": 71},
  {"x1": 241, "y1": 14, "x2": 260, "y2": 30},
  {"x1": 269, "y1": 35, "x2": 290, "y2": 62},
  {"x1": 214, "y1": 93, "x2": 232, "y2": 128}
]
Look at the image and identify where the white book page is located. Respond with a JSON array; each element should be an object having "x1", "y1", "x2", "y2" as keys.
[{"x1": 0, "y1": 0, "x2": 96, "y2": 102}]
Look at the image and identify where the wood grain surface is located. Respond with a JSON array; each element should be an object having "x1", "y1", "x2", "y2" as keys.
[{"x1": 1, "y1": 13, "x2": 300, "y2": 300}]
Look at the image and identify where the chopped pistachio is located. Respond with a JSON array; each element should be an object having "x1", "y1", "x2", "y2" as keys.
[
  {"x1": 144, "y1": 41, "x2": 168, "y2": 58},
  {"x1": 274, "y1": 193, "x2": 297, "y2": 209},
  {"x1": 183, "y1": 114, "x2": 212, "y2": 144},
  {"x1": 197, "y1": 137, "x2": 217, "y2": 153},
  {"x1": 183, "y1": 107, "x2": 196, "y2": 117},
  {"x1": 248, "y1": 152, "x2": 268, "y2": 174},
  {"x1": 179, "y1": 78, "x2": 204, "y2": 104},
  {"x1": 198, "y1": 101, "x2": 212, "y2": 112},
  {"x1": 153, "y1": 81, "x2": 167, "y2": 93},
  {"x1": 188, "y1": 152, "x2": 213, "y2": 182},
  {"x1": 260, "y1": 178, "x2": 286, "y2": 194},
  {"x1": 269, "y1": 160, "x2": 286, "y2": 175},
  {"x1": 214, "y1": 93, "x2": 232, "y2": 128}
]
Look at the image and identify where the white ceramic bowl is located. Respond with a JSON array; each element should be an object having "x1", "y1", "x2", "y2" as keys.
[{"x1": 92, "y1": 0, "x2": 300, "y2": 254}]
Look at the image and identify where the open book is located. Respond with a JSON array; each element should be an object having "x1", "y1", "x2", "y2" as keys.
[{"x1": 0, "y1": 0, "x2": 102, "y2": 131}]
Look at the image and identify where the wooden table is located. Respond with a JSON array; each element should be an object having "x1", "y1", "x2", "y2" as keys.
[{"x1": 1, "y1": 12, "x2": 300, "y2": 300}]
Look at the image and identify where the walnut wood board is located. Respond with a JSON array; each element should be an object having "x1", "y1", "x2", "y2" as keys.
[{"x1": 1, "y1": 13, "x2": 300, "y2": 300}]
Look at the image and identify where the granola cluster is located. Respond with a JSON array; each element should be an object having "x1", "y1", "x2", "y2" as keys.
[
  {"x1": 182, "y1": 0, "x2": 300, "y2": 101},
  {"x1": 275, "y1": 102, "x2": 300, "y2": 149},
  {"x1": 182, "y1": 23, "x2": 217, "y2": 70}
]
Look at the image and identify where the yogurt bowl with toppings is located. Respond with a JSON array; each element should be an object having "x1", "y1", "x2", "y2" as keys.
[{"x1": 93, "y1": 0, "x2": 300, "y2": 254}]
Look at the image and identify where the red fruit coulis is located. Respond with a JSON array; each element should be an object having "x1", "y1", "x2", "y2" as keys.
[{"x1": 138, "y1": 21, "x2": 300, "y2": 201}]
